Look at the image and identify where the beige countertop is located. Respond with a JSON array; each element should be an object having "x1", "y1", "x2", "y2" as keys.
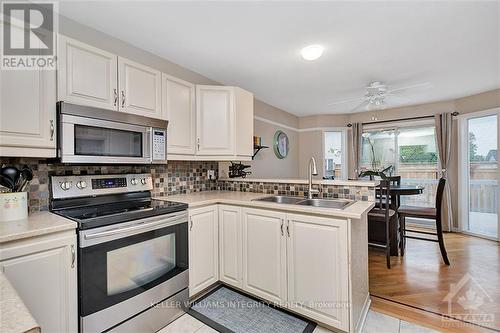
[
  {"x1": 0, "y1": 212, "x2": 77, "y2": 244},
  {"x1": 0, "y1": 271, "x2": 39, "y2": 333},
  {"x1": 218, "y1": 178, "x2": 379, "y2": 187},
  {"x1": 158, "y1": 191, "x2": 374, "y2": 219}
]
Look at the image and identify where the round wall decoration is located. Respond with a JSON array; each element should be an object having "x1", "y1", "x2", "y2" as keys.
[{"x1": 273, "y1": 130, "x2": 289, "y2": 159}]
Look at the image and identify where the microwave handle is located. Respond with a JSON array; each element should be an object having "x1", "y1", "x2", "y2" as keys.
[{"x1": 145, "y1": 127, "x2": 152, "y2": 161}]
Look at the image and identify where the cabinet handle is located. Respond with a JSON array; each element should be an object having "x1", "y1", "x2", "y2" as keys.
[
  {"x1": 49, "y1": 120, "x2": 54, "y2": 141},
  {"x1": 280, "y1": 219, "x2": 284, "y2": 236},
  {"x1": 70, "y1": 244, "x2": 75, "y2": 268},
  {"x1": 190, "y1": 217, "x2": 193, "y2": 231},
  {"x1": 197, "y1": 138, "x2": 200, "y2": 151},
  {"x1": 286, "y1": 221, "x2": 290, "y2": 237},
  {"x1": 121, "y1": 91, "x2": 125, "y2": 108},
  {"x1": 113, "y1": 88, "x2": 118, "y2": 106}
]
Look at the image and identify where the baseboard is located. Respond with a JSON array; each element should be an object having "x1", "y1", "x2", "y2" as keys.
[
  {"x1": 355, "y1": 294, "x2": 371, "y2": 333},
  {"x1": 370, "y1": 295, "x2": 496, "y2": 333}
]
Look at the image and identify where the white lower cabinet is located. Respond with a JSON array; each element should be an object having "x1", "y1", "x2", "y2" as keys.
[
  {"x1": 241, "y1": 208, "x2": 287, "y2": 304},
  {"x1": 188, "y1": 205, "x2": 219, "y2": 296},
  {"x1": 189, "y1": 205, "x2": 367, "y2": 332},
  {"x1": 218, "y1": 205, "x2": 243, "y2": 287},
  {"x1": 286, "y1": 214, "x2": 350, "y2": 331},
  {"x1": 0, "y1": 232, "x2": 77, "y2": 333}
]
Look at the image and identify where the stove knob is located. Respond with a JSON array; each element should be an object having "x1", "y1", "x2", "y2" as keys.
[
  {"x1": 140, "y1": 178, "x2": 147, "y2": 185},
  {"x1": 60, "y1": 181, "x2": 72, "y2": 191},
  {"x1": 130, "y1": 178, "x2": 138, "y2": 185},
  {"x1": 76, "y1": 180, "x2": 87, "y2": 190}
]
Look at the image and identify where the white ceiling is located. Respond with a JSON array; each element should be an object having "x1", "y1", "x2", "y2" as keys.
[{"x1": 59, "y1": 1, "x2": 500, "y2": 116}]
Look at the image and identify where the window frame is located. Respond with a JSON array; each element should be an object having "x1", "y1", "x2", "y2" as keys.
[
  {"x1": 458, "y1": 108, "x2": 500, "y2": 241},
  {"x1": 322, "y1": 128, "x2": 348, "y2": 180},
  {"x1": 361, "y1": 119, "x2": 437, "y2": 174}
]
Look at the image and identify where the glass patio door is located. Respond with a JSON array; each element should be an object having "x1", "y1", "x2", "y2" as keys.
[{"x1": 460, "y1": 112, "x2": 500, "y2": 240}]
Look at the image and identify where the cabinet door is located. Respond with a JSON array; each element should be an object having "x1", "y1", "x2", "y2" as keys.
[
  {"x1": 242, "y1": 208, "x2": 287, "y2": 304},
  {"x1": 196, "y1": 85, "x2": 234, "y2": 155},
  {"x1": 118, "y1": 57, "x2": 161, "y2": 118},
  {"x1": 162, "y1": 74, "x2": 196, "y2": 155},
  {"x1": 189, "y1": 205, "x2": 219, "y2": 296},
  {"x1": 58, "y1": 35, "x2": 118, "y2": 110},
  {"x1": 0, "y1": 66, "x2": 56, "y2": 157},
  {"x1": 0, "y1": 235, "x2": 77, "y2": 333},
  {"x1": 286, "y1": 214, "x2": 349, "y2": 331},
  {"x1": 218, "y1": 205, "x2": 242, "y2": 288}
]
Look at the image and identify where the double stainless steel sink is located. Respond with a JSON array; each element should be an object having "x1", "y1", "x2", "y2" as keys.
[{"x1": 253, "y1": 195, "x2": 354, "y2": 210}]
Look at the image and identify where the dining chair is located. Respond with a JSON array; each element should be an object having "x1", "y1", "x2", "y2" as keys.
[
  {"x1": 368, "y1": 180, "x2": 396, "y2": 268},
  {"x1": 398, "y1": 178, "x2": 450, "y2": 265},
  {"x1": 376, "y1": 175, "x2": 401, "y2": 209}
]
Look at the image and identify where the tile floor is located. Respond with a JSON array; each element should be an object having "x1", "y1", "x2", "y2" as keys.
[{"x1": 157, "y1": 309, "x2": 438, "y2": 333}]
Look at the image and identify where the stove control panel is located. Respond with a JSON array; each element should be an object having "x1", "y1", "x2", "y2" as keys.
[
  {"x1": 92, "y1": 177, "x2": 127, "y2": 189},
  {"x1": 51, "y1": 173, "x2": 153, "y2": 199}
]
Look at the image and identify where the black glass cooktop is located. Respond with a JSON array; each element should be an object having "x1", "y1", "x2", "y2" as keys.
[{"x1": 54, "y1": 198, "x2": 188, "y2": 230}]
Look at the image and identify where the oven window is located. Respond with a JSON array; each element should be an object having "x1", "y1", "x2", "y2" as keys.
[
  {"x1": 74, "y1": 125, "x2": 142, "y2": 157},
  {"x1": 79, "y1": 222, "x2": 188, "y2": 317},
  {"x1": 107, "y1": 234, "x2": 176, "y2": 296}
]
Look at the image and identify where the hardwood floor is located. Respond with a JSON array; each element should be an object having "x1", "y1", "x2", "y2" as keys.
[{"x1": 369, "y1": 231, "x2": 500, "y2": 332}]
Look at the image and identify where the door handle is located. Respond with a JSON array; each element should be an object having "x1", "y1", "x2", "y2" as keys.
[
  {"x1": 70, "y1": 244, "x2": 76, "y2": 268},
  {"x1": 49, "y1": 120, "x2": 54, "y2": 141},
  {"x1": 286, "y1": 221, "x2": 290, "y2": 237},
  {"x1": 280, "y1": 219, "x2": 284, "y2": 236},
  {"x1": 190, "y1": 217, "x2": 193, "y2": 231},
  {"x1": 121, "y1": 90, "x2": 125, "y2": 108},
  {"x1": 114, "y1": 88, "x2": 118, "y2": 106},
  {"x1": 84, "y1": 214, "x2": 186, "y2": 240},
  {"x1": 197, "y1": 138, "x2": 200, "y2": 151}
]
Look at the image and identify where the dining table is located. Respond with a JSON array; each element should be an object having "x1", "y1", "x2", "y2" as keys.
[{"x1": 372, "y1": 184, "x2": 425, "y2": 255}]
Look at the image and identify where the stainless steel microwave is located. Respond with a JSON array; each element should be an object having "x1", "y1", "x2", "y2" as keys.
[{"x1": 57, "y1": 102, "x2": 168, "y2": 164}]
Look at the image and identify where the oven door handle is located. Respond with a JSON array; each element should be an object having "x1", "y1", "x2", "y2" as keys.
[{"x1": 83, "y1": 213, "x2": 186, "y2": 241}]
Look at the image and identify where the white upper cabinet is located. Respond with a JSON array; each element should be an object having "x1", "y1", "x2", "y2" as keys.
[
  {"x1": 242, "y1": 208, "x2": 287, "y2": 304},
  {"x1": 0, "y1": 25, "x2": 57, "y2": 157},
  {"x1": 286, "y1": 214, "x2": 350, "y2": 331},
  {"x1": 58, "y1": 36, "x2": 162, "y2": 119},
  {"x1": 195, "y1": 85, "x2": 253, "y2": 159},
  {"x1": 118, "y1": 57, "x2": 161, "y2": 118},
  {"x1": 162, "y1": 74, "x2": 196, "y2": 156},
  {"x1": 58, "y1": 35, "x2": 118, "y2": 110}
]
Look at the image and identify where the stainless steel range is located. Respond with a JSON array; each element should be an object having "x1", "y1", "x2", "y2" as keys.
[{"x1": 50, "y1": 173, "x2": 189, "y2": 333}]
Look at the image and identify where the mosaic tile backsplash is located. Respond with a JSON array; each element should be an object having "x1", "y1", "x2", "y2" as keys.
[
  {"x1": 1, "y1": 158, "x2": 374, "y2": 213},
  {"x1": 0, "y1": 158, "x2": 218, "y2": 212},
  {"x1": 217, "y1": 180, "x2": 375, "y2": 201}
]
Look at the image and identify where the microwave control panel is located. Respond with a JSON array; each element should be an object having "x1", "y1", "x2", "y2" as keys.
[{"x1": 152, "y1": 129, "x2": 166, "y2": 161}]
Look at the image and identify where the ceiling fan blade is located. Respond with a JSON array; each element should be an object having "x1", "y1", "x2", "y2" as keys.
[
  {"x1": 388, "y1": 82, "x2": 433, "y2": 94},
  {"x1": 350, "y1": 100, "x2": 370, "y2": 112},
  {"x1": 384, "y1": 94, "x2": 409, "y2": 103},
  {"x1": 327, "y1": 96, "x2": 366, "y2": 106}
]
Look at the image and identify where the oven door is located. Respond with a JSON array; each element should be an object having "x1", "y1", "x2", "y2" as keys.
[
  {"x1": 78, "y1": 212, "x2": 188, "y2": 331},
  {"x1": 60, "y1": 114, "x2": 152, "y2": 164}
]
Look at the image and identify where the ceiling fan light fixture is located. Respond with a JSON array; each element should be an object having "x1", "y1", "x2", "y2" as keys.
[{"x1": 301, "y1": 45, "x2": 324, "y2": 61}]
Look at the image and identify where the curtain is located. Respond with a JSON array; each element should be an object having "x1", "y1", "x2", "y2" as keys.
[
  {"x1": 350, "y1": 123, "x2": 362, "y2": 179},
  {"x1": 435, "y1": 113, "x2": 453, "y2": 231}
]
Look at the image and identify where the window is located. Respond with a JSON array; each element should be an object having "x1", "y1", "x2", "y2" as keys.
[
  {"x1": 361, "y1": 123, "x2": 438, "y2": 208},
  {"x1": 323, "y1": 130, "x2": 346, "y2": 179}
]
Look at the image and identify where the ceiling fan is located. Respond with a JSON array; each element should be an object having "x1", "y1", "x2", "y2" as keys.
[{"x1": 328, "y1": 81, "x2": 433, "y2": 112}]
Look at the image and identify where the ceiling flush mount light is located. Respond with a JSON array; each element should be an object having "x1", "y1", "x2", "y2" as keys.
[{"x1": 301, "y1": 45, "x2": 324, "y2": 61}]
